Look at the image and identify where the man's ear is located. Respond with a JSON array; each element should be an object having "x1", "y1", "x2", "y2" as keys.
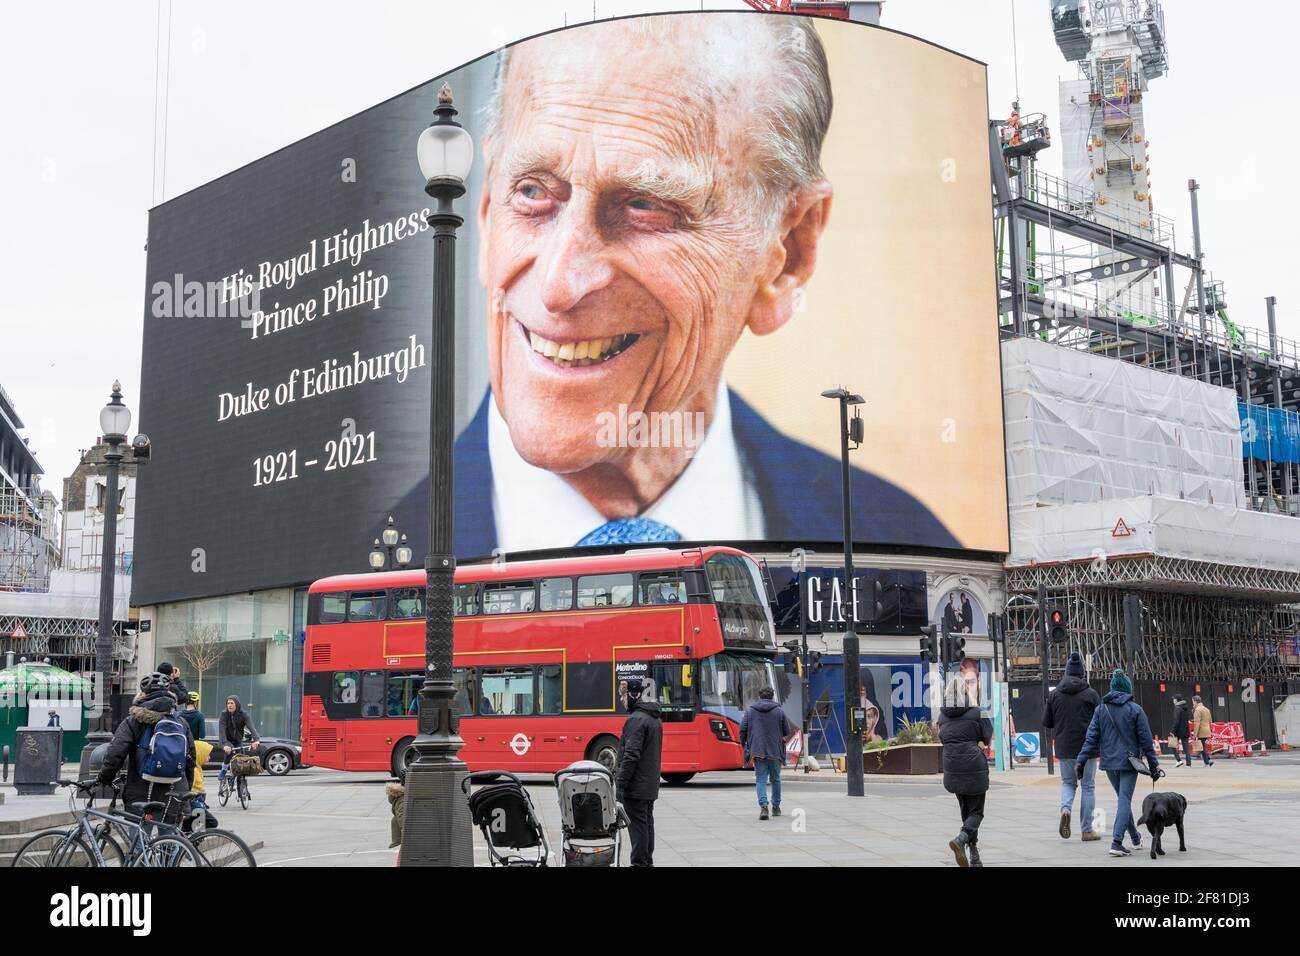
[{"x1": 746, "y1": 181, "x2": 833, "y2": 337}]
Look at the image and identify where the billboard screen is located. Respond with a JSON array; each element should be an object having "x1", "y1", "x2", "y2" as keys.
[{"x1": 134, "y1": 12, "x2": 1008, "y2": 605}]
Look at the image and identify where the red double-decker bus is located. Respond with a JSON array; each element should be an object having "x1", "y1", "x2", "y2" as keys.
[{"x1": 301, "y1": 546, "x2": 781, "y2": 781}]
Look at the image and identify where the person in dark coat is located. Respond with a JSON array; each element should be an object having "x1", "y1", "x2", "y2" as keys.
[
  {"x1": 739, "y1": 686, "x2": 791, "y2": 820},
  {"x1": 157, "y1": 662, "x2": 190, "y2": 702},
  {"x1": 180, "y1": 692, "x2": 206, "y2": 743},
  {"x1": 1041, "y1": 651, "x2": 1102, "y2": 841},
  {"x1": 1076, "y1": 669, "x2": 1159, "y2": 857},
  {"x1": 938, "y1": 673, "x2": 993, "y2": 867},
  {"x1": 1170, "y1": 694, "x2": 1192, "y2": 767},
  {"x1": 217, "y1": 695, "x2": 260, "y2": 781},
  {"x1": 615, "y1": 677, "x2": 662, "y2": 867},
  {"x1": 97, "y1": 672, "x2": 196, "y2": 808}
]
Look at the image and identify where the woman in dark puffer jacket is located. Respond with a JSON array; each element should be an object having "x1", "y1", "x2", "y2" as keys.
[{"x1": 938, "y1": 673, "x2": 993, "y2": 867}]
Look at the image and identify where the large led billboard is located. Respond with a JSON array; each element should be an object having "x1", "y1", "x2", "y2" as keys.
[{"x1": 134, "y1": 11, "x2": 1008, "y2": 605}]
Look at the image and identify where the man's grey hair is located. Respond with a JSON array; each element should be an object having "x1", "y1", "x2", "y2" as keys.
[{"x1": 481, "y1": 14, "x2": 833, "y2": 217}]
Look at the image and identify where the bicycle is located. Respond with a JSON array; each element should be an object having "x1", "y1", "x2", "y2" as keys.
[
  {"x1": 218, "y1": 743, "x2": 259, "y2": 810},
  {"x1": 10, "y1": 780, "x2": 201, "y2": 868},
  {"x1": 11, "y1": 780, "x2": 257, "y2": 868}
]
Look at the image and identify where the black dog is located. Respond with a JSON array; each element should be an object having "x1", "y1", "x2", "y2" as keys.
[{"x1": 1136, "y1": 792, "x2": 1187, "y2": 860}]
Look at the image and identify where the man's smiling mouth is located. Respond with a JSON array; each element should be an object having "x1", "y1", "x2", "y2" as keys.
[{"x1": 517, "y1": 319, "x2": 640, "y2": 369}]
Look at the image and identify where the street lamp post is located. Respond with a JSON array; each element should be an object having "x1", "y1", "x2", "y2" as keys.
[
  {"x1": 821, "y1": 387, "x2": 865, "y2": 798},
  {"x1": 400, "y1": 83, "x2": 475, "y2": 867},
  {"x1": 78, "y1": 382, "x2": 133, "y2": 776}
]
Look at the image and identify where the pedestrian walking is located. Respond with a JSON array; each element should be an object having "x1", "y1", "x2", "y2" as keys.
[
  {"x1": 938, "y1": 673, "x2": 993, "y2": 867},
  {"x1": 615, "y1": 677, "x2": 662, "y2": 867},
  {"x1": 1075, "y1": 669, "x2": 1160, "y2": 857},
  {"x1": 1192, "y1": 695, "x2": 1214, "y2": 766},
  {"x1": 1041, "y1": 651, "x2": 1102, "y2": 841},
  {"x1": 739, "y1": 686, "x2": 791, "y2": 820},
  {"x1": 1170, "y1": 694, "x2": 1192, "y2": 768}
]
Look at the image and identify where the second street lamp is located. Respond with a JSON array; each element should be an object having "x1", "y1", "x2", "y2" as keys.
[
  {"x1": 821, "y1": 387, "x2": 866, "y2": 798},
  {"x1": 400, "y1": 82, "x2": 475, "y2": 867}
]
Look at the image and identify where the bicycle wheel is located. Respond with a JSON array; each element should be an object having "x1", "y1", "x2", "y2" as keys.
[
  {"x1": 90, "y1": 824, "x2": 126, "y2": 867},
  {"x1": 134, "y1": 835, "x2": 202, "y2": 868},
  {"x1": 190, "y1": 828, "x2": 257, "y2": 867},
  {"x1": 219, "y1": 776, "x2": 231, "y2": 807},
  {"x1": 238, "y1": 776, "x2": 249, "y2": 810},
  {"x1": 11, "y1": 831, "x2": 96, "y2": 867}
]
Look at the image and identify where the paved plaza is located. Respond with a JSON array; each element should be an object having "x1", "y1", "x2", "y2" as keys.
[{"x1": 10, "y1": 753, "x2": 1296, "y2": 867}]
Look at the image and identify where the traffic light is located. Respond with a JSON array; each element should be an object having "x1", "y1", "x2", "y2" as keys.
[
  {"x1": 919, "y1": 624, "x2": 938, "y2": 663},
  {"x1": 782, "y1": 641, "x2": 801, "y2": 674},
  {"x1": 945, "y1": 632, "x2": 967, "y2": 662},
  {"x1": 1048, "y1": 606, "x2": 1068, "y2": 644}
]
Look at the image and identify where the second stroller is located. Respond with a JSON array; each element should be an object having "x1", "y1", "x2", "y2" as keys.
[{"x1": 554, "y1": 759, "x2": 629, "y2": 867}]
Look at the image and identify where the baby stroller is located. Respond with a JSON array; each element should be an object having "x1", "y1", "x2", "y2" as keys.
[
  {"x1": 462, "y1": 771, "x2": 550, "y2": 867},
  {"x1": 554, "y1": 760, "x2": 629, "y2": 867}
]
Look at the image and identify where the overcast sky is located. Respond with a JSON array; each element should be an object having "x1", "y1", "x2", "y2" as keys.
[{"x1": 3, "y1": 0, "x2": 1297, "y2": 494}]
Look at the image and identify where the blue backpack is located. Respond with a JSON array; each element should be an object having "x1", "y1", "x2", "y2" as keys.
[{"x1": 137, "y1": 712, "x2": 189, "y2": 784}]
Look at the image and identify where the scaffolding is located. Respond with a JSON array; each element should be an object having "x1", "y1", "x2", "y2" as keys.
[{"x1": 0, "y1": 480, "x2": 52, "y2": 591}]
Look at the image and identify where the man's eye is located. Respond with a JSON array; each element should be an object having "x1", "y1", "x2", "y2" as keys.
[
  {"x1": 519, "y1": 182, "x2": 546, "y2": 201},
  {"x1": 627, "y1": 197, "x2": 657, "y2": 211}
]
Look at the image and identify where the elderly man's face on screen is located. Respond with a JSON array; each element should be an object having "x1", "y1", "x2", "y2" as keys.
[{"x1": 478, "y1": 16, "x2": 832, "y2": 482}]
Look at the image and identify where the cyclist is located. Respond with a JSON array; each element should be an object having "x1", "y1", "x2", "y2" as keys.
[
  {"x1": 96, "y1": 672, "x2": 197, "y2": 808},
  {"x1": 218, "y1": 695, "x2": 260, "y2": 781}
]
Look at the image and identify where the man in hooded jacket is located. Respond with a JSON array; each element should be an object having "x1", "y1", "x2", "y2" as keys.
[
  {"x1": 740, "y1": 686, "x2": 791, "y2": 820},
  {"x1": 218, "y1": 695, "x2": 260, "y2": 781},
  {"x1": 97, "y1": 672, "x2": 197, "y2": 808},
  {"x1": 615, "y1": 677, "x2": 662, "y2": 867},
  {"x1": 1076, "y1": 669, "x2": 1160, "y2": 857},
  {"x1": 1041, "y1": 651, "x2": 1102, "y2": 841}
]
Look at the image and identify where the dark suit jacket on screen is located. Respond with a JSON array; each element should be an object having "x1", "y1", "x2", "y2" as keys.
[{"x1": 398, "y1": 389, "x2": 960, "y2": 557}]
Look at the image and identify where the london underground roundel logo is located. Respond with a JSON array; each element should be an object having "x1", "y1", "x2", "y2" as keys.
[{"x1": 509, "y1": 733, "x2": 531, "y2": 756}]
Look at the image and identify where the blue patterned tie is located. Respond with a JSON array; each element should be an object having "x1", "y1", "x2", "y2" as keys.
[{"x1": 576, "y1": 517, "x2": 681, "y2": 546}]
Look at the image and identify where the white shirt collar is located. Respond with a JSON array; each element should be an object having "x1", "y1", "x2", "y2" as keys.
[{"x1": 489, "y1": 380, "x2": 763, "y2": 552}]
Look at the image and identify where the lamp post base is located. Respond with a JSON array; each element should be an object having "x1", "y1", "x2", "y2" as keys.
[{"x1": 398, "y1": 736, "x2": 474, "y2": 867}]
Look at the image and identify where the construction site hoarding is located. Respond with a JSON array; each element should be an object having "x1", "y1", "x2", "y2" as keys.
[{"x1": 133, "y1": 12, "x2": 1008, "y2": 605}]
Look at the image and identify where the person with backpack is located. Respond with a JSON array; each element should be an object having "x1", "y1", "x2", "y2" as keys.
[
  {"x1": 1075, "y1": 669, "x2": 1160, "y2": 858},
  {"x1": 1041, "y1": 651, "x2": 1102, "y2": 841},
  {"x1": 939, "y1": 672, "x2": 993, "y2": 867},
  {"x1": 739, "y1": 686, "x2": 792, "y2": 820},
  {"x1": 615, "y1": 677, "x2": 662, "y2": 867},
  {"x1": 218, "y1": 695, "x2": 260, "y2": 781},
  {"x1": 96, "y1": 672, "x2": 196, "y2": 808}
]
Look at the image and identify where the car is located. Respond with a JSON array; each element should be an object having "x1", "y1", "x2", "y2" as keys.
[{"x1": 201, "y1": 719, "x2": 306, "y2": 776}]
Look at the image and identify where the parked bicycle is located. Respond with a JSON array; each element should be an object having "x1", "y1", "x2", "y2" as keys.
[{"x1": 10, "y1": 779, "x2": 256, "y2": 868}]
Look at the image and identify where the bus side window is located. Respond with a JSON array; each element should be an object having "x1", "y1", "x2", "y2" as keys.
[
  {"x1": 454, "y1": 582, "x2": 479, "y2": 616},
  {"x1": 482, "y1": 582, "x2": 536, "y2": 615},
  {"x1": 638, "y1": 571, "x2": 687, "y2": 606},
  {"x1": 387, "y1": 671, "x2": 423, "y2": 717},
  {"x1": 349, "y1": 590, "x2": 387, "y2": 622},
  {"x1": 452, "y1": 667, "x2": 476, "y2": 716},
  {"x1": 361, "y1": 670, "x2": 385, "y2": 718},
  {"x1": 389, "y1": 588, "x2": 423, "y2": 619},
  {"x1": 576, "y1": 573, "x2": 633, "y2": 609},
  {"x1": 333, "y1": 671, "x2": 359, "y2": 704},
  {"x1": 538, "y1": 664, "x2": 563, "y2": 714},
  {"x1": 539, "y1": 577, "x2": 573, "y2": 611},
  {"x1": 319, "y1": 593, "x2": 348, "y2": 624},
  {"x1": 479, "y1": 667, "x2": 534, "y2": 716}
]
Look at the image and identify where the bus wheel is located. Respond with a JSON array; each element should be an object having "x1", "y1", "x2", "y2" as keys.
[
  {"x1": 391, "y1": 738, "x2": 416, "y2": 781},
  {"x1": 661, "y1": 772, "x2": 696, "y2": 786},
  {"x1": 588, "y1": 735, "x2": 620, "y2": 774}
]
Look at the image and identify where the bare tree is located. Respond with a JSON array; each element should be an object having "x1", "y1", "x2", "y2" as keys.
[{"x1": 177, "y1": 623, "x2": 224, "y2": 701}]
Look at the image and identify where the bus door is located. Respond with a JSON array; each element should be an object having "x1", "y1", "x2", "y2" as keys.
[
  {"x1": 476, "y1": 666, "x2": 540, "y2": 770},
  {"x1": 649, "y1": 660, "x2": 701, "y2": 771},
  {"x1": 343, "y1": 669, "x2": 395, "y2": 772}
]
